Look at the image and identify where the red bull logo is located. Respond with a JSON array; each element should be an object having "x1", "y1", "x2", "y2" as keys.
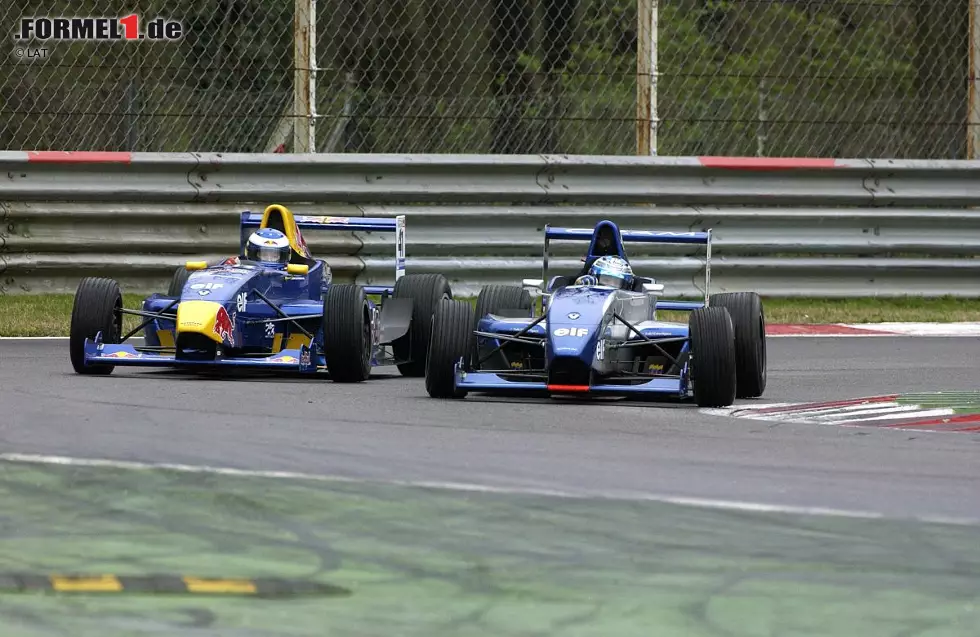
[
  {"x1": 104, "y1": 351, "x2": 140, "y2": 359},
  {"x1": 213, "y1": 307, "x2": 235, "y2": 346}
]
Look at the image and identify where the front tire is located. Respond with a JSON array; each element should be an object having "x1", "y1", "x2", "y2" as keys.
[
  {"x1": 69, "y1": 277, "x2": 123, "y2": 375},
  {"x1": 471, "y1": 285, "x2": 532, "y2": 367},
  {"x1": 710, "y1": 292, "x2": 767, "y2": 398},
  {"x1": 167, "y1": 266, "x2": 191, "y2": 297},
  {"x1": 425, "y1": 299, "x2": 475, "y2": 399},
  {"x1": 689, "y1": 306, "x2": 737, "y2": 408},
  {"x1": 323, "y1": 284, "x2": 372, "y2": 383},
  {"x1": 392, "y1": 274, "x2": 453, "y2": 377}
]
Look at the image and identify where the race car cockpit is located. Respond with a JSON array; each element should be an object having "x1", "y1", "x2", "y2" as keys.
[
  {"x1": 255, "y1": 205, "x2": 318, "y2": 268},
  {"x1": 547, "y1": 220, "x2": 650, "y2": 292}
]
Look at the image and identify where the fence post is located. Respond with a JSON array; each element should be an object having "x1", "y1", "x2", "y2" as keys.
[
  {"x1": 293, "y1": 0, "x2": 317, "y2": 153},
  {"x1": 636, "y1": 0, "x2": 659, "y2": 156},
  {"x1": 969, "y1": 0, "x2": 980, "y2": 158}
]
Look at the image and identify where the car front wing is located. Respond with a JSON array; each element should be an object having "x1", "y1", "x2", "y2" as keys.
[
  {"x1": 82, "y1": 332, "x2": 321, "y2": 373},
  {"x1": 453, "y1": 362, "x2": 691, "y2": 398}
]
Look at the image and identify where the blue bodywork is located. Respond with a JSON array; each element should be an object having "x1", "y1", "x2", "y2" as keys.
[
  {"x1": 456, "y1": 219, "x2": 712, "y2": 399},
  {"x1": 81, "y1": 206, "x2": 409, "y2": 374}
]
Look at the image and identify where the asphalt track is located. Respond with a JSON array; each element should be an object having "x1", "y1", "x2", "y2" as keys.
[
  {"x1": 0, "y1": 337, "x2": 978, "y2": 520},
  {"x1": 1, "y1": 337, "x2": 979, "y2": 636}
]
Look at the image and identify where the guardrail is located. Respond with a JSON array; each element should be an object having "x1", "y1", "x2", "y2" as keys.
[{"x1": 2, "y1": 152, "x2": 980, "y2": 297}]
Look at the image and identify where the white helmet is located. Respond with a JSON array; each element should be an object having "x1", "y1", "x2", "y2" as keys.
[{"x1": 245, "y1": 228, "x2": 291, "y2": 266}]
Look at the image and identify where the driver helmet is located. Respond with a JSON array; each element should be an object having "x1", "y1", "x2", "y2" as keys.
[
  {"x1": 588, "y1": 255, "x2": 634, "y2": 290},
  {"x1": 245, "y1": 228, "x2": 291, "y2": 266}
]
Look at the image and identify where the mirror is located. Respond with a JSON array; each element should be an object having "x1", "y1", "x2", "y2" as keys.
[
  {"x1": 522, "y1": 278, "x2": 544, "y2": 289},
  {"x1": 287, "y1": 263, "x2": 310, "y2": 275},
  {"x1": 185, "y1": 261, "x2": 207, "y2": 271},
  {"x1": 642, "y1": 282, "x2": 665, "y2": 294}
]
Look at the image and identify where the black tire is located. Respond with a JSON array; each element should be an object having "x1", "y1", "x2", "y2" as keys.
[
  {"x1": 167, "y1": 266, "x2": 192, "y2": 297},
  {"x1": 710, "y1": 292, "x2": 767, "y2": 398},
  {"x1": 322, "y1": 284, "x2": 372, "y2": 383},
  {"x1": 69, "y1": 277, "x2": 123, "y2": 375},
  {"x1": 470, "y1": 285, "x2": 532, "y2": 368},
  {"x1": 473, "y1": 285, "x2": 532, "y2": 326},
  {"x1": 425, "y1": 299, "x2": 475, "y2": 399},
  {"x1": 688, "y1": 306, "x2": 737, "y2": 408},
  {"x1": 391, "y1": 273, "x2": 453, "y2": 377}
]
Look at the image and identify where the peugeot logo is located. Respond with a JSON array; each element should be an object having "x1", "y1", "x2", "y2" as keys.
[{"x1": 567, "y1": 312, "x2": 580, "y2": 319}]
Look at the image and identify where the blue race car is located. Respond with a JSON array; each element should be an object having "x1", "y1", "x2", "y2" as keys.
[
  {"x1": 423, "y1": 220, "x2": 766, "y2": 407},
  {"x1": 69, "y1": 204, "x2": 451, "y2": 381}
]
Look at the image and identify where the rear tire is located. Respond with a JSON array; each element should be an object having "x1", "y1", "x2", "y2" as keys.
[
  {"x1": 167, "y1": 266, "x2": 192, "y2": 297},
  {"x1": 323, "y1": 284, "x2": 372, "y2": 383},
  {"x1": 70, "y1": 277, "x2": 123, "y2": 375},
  {"x1": 688, "y1": 306, "x2": 737, "y2": 408},
  {"x1": 710, "y1": 292, "x2": 767, "y2": 398},
  {"x1": 426, "y1": 299, "x2": 475, "y2": 399},
  {"x1": 471, "y1": 285, "x2": 532, "y2": 367},
  {"x1": 392, "y1": 274, "x2": 453, "y2": 377}
]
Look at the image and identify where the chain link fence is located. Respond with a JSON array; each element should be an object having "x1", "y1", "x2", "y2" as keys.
[{"x1": 0, "y1": 0, "x2": 970, "y2": 157}]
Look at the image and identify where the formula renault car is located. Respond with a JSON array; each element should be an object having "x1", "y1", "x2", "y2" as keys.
[
  {"x1": 70, "y1": 204, "x2": 451, "y2": 381},
  {"x1": 423, "y1": 220, "x2": 766, "y2": 407}
]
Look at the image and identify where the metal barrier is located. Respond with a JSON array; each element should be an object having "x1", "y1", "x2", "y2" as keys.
[
  {"x1": 6, "y1": 151, "x2": 980, "y2": 205},
  {"x1": 2, "y1": 153, "x2": 980, "y2": 297},
  {"x1": 4, "y1": 201, "x2": 980, "y2": 298}
]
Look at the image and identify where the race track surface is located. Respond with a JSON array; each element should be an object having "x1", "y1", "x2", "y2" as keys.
[
  {"x1": 2, "y1": 336, "x2": 980, "y2": 636},
  {"x1": 1, "y1": 337, "x2": 978, "y2": 520}
]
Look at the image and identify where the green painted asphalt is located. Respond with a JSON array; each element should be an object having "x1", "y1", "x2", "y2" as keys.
[
  {"x1": 898, "y1": 391, "x2": 980, "y2": 415},
  {"x1": 0, "y1": 461, "x2": 977, "y2": 636}
]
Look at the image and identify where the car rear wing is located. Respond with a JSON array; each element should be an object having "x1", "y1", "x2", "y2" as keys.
[
  {"x1": 541, "y1": 223, "x2": 713, "y2": 307},
  {"x1": 240, "y1": 211, "x2": 406, "y2": 285}
]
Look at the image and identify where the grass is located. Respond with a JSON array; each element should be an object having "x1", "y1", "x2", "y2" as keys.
[{"x1": 2, "y1": 294, "x2": 980, "y2": 337}]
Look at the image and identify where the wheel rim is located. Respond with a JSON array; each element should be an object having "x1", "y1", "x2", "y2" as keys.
[
  {"x1": 758, "y1": 315, "x2": 767, "y2": 381},
  {"x1": 111, "y1": 297, "x2": 123, "y2": 343},
  {"x1": 362, "y1": 306, "x2": 371, "y2": 367}
]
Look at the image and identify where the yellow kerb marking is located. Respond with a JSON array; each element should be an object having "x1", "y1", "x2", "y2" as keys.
[
  {"x1": 50, "y1": 575, "x2": 122, "y2": 592},
  {"x1": 182, "y1": 577, "x2": 257, "y2": 594}
]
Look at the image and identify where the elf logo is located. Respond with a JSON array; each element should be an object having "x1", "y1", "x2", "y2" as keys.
[
  {"x1": 190, "y1": 282, "x2": 223, "y2": 296},
  {"x1": 553, "y1": 328, "x2": 588, "y2": 337}
]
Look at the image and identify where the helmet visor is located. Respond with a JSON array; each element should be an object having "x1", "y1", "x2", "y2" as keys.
[
  {"x1": 260, "y1": 246, "x2": 287, "y2": 263},
  {"x1": 596, "y1": 273, "x2": 624, "y2": 288},
  {"x1": 247, "y1": 243, "x2": 289, "y2": 264}
]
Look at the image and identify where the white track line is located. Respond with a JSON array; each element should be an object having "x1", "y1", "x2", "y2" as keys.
[
  {"x1": 765, "y1": 334, "x2": 905, "y2": 338},
  {"x1": 843, "y1": 322, "x2": 980, "y2": 337},
  {"x1": 809, "y1": 405, "x2": 915, "y2": 421},
  {"x1": 1, "y1": 452, "x2": 976, "y2": 527},
  {"x1": 838, "y1": 407, "x2": 955, "y2": 424}
]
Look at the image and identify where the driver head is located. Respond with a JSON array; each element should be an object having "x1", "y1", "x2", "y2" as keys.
[{"x1": 245, "y1": 228, "x2": 291, "y2": 267}]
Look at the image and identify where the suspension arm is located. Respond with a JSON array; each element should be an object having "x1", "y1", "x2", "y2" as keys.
[
  {"x1": 118, "y1": 299, "x2": 180, "y2": 342},
  {"x1": 611, "y1": 312, "x2": 682, "y2": 369}
]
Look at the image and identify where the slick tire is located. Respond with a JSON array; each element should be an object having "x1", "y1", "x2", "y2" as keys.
[
  {"x1": 323, "y1": 284, "x2": 372, "y2": 383},
  {"x1": 392, "y1": 273, "x2": 453, "y2": 377},
  {"x1": 426, "y1": 299, "x2": 474, "y2": 399},
  {"x1": 470, "y1": 285, "x2": 533, "y2": 368},
  {"x1": 167, "y1": 266, "x2": 192, "y2": 297},
  {"x1": 689, "y1": 306, "x2": 737, "y2": 408},
  {"x1": 709, "y1": 292, "x2": 767, "y2": 398},
  {"x1": 70, "y1": 277, "x2": 123, "y2": 375}
]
